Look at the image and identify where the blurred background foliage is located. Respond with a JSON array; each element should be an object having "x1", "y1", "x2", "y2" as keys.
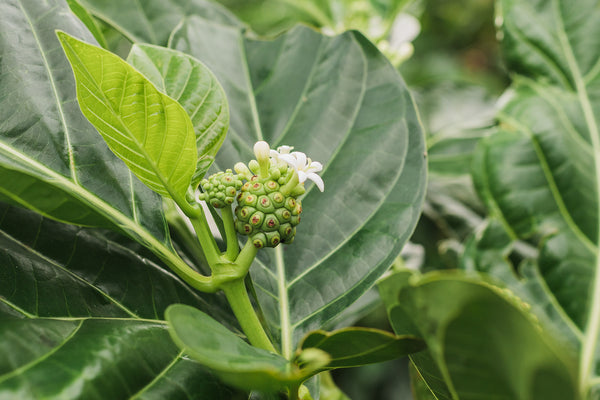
[{"x1": 93, "y1": 0, "x2": 507, "y2": 397}]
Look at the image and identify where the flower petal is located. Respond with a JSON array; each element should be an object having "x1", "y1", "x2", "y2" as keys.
[
  {"x1": 297, "y1": 170, "x2": 308, "y2": 183},
  {"x1": 307, "y1": 172, "x2": 325, "y2": 192},
  {"x1": 277, "y1": 145, "x2": 294, "y2": 154},
  {"x1": 306, "y1": 161, "x2": 323, "y2": 173},
  {"x1": 292, "y1": 151, "x2": 307, "y2": 167},
  {"x1": 278, "y1": 154, "x2": 298, "y2": 168}
]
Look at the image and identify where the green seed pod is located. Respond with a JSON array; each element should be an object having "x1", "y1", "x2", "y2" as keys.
[
  {"x1": 257, "y1": 195, "x2": 275, "y2": 213},
  {"x1": 252, "y1": 233, "x2": 267, "y2": 249},
  {"x1": 269, "y1": 192, "x2": 285, "y2": 207},
  {"x1": 274, "y1": 208, "x2": 291, "y2": 222},
  {"x1": 198, "y1": 170, "x2": 243, "y2": 208},
  {"x1": 249, "y1": 211, "x2": 265, "y2": 227},
  {"x1": 265, "y1": 180, "x2": 280, "y2": 193},
  {"x1": 262, "y1": 214, "x2": 280, "y2": 232}
]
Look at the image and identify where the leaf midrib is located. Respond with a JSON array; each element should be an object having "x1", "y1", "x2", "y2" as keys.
[{"x1": 18, "y1": 2, "x2": 78, "y2": 184}]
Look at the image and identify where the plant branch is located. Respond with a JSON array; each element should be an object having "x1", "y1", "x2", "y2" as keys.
[{"x1": 221, "y1": 205, "x2": 240, "y2": 261}]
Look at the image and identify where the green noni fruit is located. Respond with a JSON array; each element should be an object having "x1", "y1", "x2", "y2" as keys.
[
  {"x1": 198, "y1": 169, "x2": 243, "y2": 208},
  {"x1": 234, "y1": 176, "x2": 302, "y2": 248}
]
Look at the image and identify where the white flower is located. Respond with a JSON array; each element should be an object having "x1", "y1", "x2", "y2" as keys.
[
  {"x1": 254, "y1": 141, "x2": 271, "y2": 161},
  {"x1": 279, "y1": 151, "x2": 324, "y2": 192}
]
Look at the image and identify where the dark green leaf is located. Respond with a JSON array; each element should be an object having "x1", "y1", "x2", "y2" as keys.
[
  {"x1": 0, "y1": 203, "x2": 237, "y2": 399},
  {"x1": 77, "y1": 0, "x2": 241, "y2": 45},
  {"x1": 169, "y1": 20, "x2": 426, "y2": 355},
  {"x1": 0, "y1": 0, "x2": 182, "y2": 260},
  {"x1": 299, "y1": 327, "x2": 424, "y2": 369}
]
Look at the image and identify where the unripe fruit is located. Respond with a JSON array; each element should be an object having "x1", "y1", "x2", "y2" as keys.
[
  {"x1": 198, "y1": 170, "x2": 242, "y2": 208},
  {"x1": 235, "y1": 176, "x2": 302, "y2": 248}
]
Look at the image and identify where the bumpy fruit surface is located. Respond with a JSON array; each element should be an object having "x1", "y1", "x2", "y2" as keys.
[
  {"x1": 198, "y1": 170, "x2": 243, "y2": 208},
  {"x1": 235, "y1": 176, "x2": 302, "y2": 248}
]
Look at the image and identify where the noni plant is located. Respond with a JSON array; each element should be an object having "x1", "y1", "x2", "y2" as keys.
[{"x1": 0, "y1": 0, "x2": 426, "y2": 399}]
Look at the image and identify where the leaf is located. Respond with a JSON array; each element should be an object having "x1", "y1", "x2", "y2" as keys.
[
  {"x1": 57, "y1": 32, "x2": 197, "y2": 205},
  {"x1": 389, "y1": 272, "x2": 579, "y2": 400},
  {"x1": 378, "y1": 270, "x2": 454, "y2": 400},
  {"x1": 0, "y1": 203, "x2": 238, "y2": 399},
  {"x1": 470, "y1": 0, "x2": 600, "y2": 395},
  {"x1": 76, "y1": 0, "x2": 242, "y2": 45},
  {"x1": 216, "y1": 0, "x2": 334, "y2": 36},
  {"x1": 299, "y1": 327, "x2": 425, "y2": 369},
  {"x1": 0, "y1": 0, "x2": 185, "y2": 264},
  {"x1": 165, "y1": 304, "x2": 326, "y2": 393},
  {"x1": 169, "y1": 19, "x2": 426, "y2": 354},
  {"x1": 65, "y1": 0, "x2": 108, "y2": 48},
  {"x1": 127, "y1": 44, "x2": 230, "y2": 185}
]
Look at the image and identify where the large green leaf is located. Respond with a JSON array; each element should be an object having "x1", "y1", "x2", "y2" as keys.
[
  {"x1": 127, "y1": 44, "x2": 230, "y2": 184},
  {"x1": 468, "y1": 0, "x2": 600, "y2": 396},
  {"x1": 0, "y1": 203, "x2": 238, "y2": 399},
  {"x1": 169, "y1": 18, "x2": 426, "y2": 356},
  {"x1": 0, "y1": 0, "x2": 191, "y2": 269},
  {"x1": 57, "y1": 32, "x2": 198, "y2": 204},
  {"x1": 76, "y1": 0, "x2": 241, "y2": 45},
  {"x1": 382, "y1": 271, "x2": 579, "y2": 400}
]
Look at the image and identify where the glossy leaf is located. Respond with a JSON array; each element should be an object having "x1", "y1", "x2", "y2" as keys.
[
  {"x1": 470, "y1": 0, "x2": 600, "y2": 396},
  {"x1": 0, "y1": 203, "x2": 238, "y2": 399},
  {"x1": 169, "y1": 19, "x2": 426, "y2": 354},
  {"x1": 127, "y1": 44, "x2": 229, "y2": 184},
  {"x1": 299, "y1": 327, "x2": 425, "y2": 369},
  {"x1": 57, "y1": 32, "x2": 197, "y2": 204},
  {"x1": 166, "y1": 304, "x2": 327, "y2": 392},
  {"x1": 77, "y1": 0, "x2": 241, "y2": 45},
  {"x1": 0, "y1": 0, "x2": 185, "y2": 266},
  {"x1": 384, "y1": 271, "x2": 579, "y2": 400}
]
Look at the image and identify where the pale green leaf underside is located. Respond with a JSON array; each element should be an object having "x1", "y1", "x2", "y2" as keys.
[
  {"x1": 395, "y1": 273, "x2": 578, "y2": 400},
  {"x1": 169, "y1": 19, "x2": 426, "y2": 354},
  {"x1": 57, "y1": 32, "x2": 197, "y2": 203}
]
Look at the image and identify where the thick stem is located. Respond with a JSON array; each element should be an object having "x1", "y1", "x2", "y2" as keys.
[
  {"x1": 155, "y1": 251, "x2": 216, "y2": 293},
  {"x1": 221, "y1": 206, "x2": 240, "y2": 261},
  {"x1": 221, "y1": 278, "x2": 276, "y2": 353}
]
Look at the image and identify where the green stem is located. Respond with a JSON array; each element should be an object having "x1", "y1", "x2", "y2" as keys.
[
  {"x1": 221, "y1": 277, "x2": 276, "y2": 353},
  {"x1": 155, "y1": 250, "x2": 216, "y2": 293},
  {"x1": 221, "y1": 206, "x2": 239, "y2": 261},
  {"x1": 288, "y1": 382, "x2": 300, "y2": 400},
  {"x1": 189, "y1": 208, "x2": 221, "y2": 267}
]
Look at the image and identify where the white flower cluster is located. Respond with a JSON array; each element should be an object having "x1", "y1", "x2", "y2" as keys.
[{"x1": 269, "y1": 144, "x2": 324, "y2": 192}]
